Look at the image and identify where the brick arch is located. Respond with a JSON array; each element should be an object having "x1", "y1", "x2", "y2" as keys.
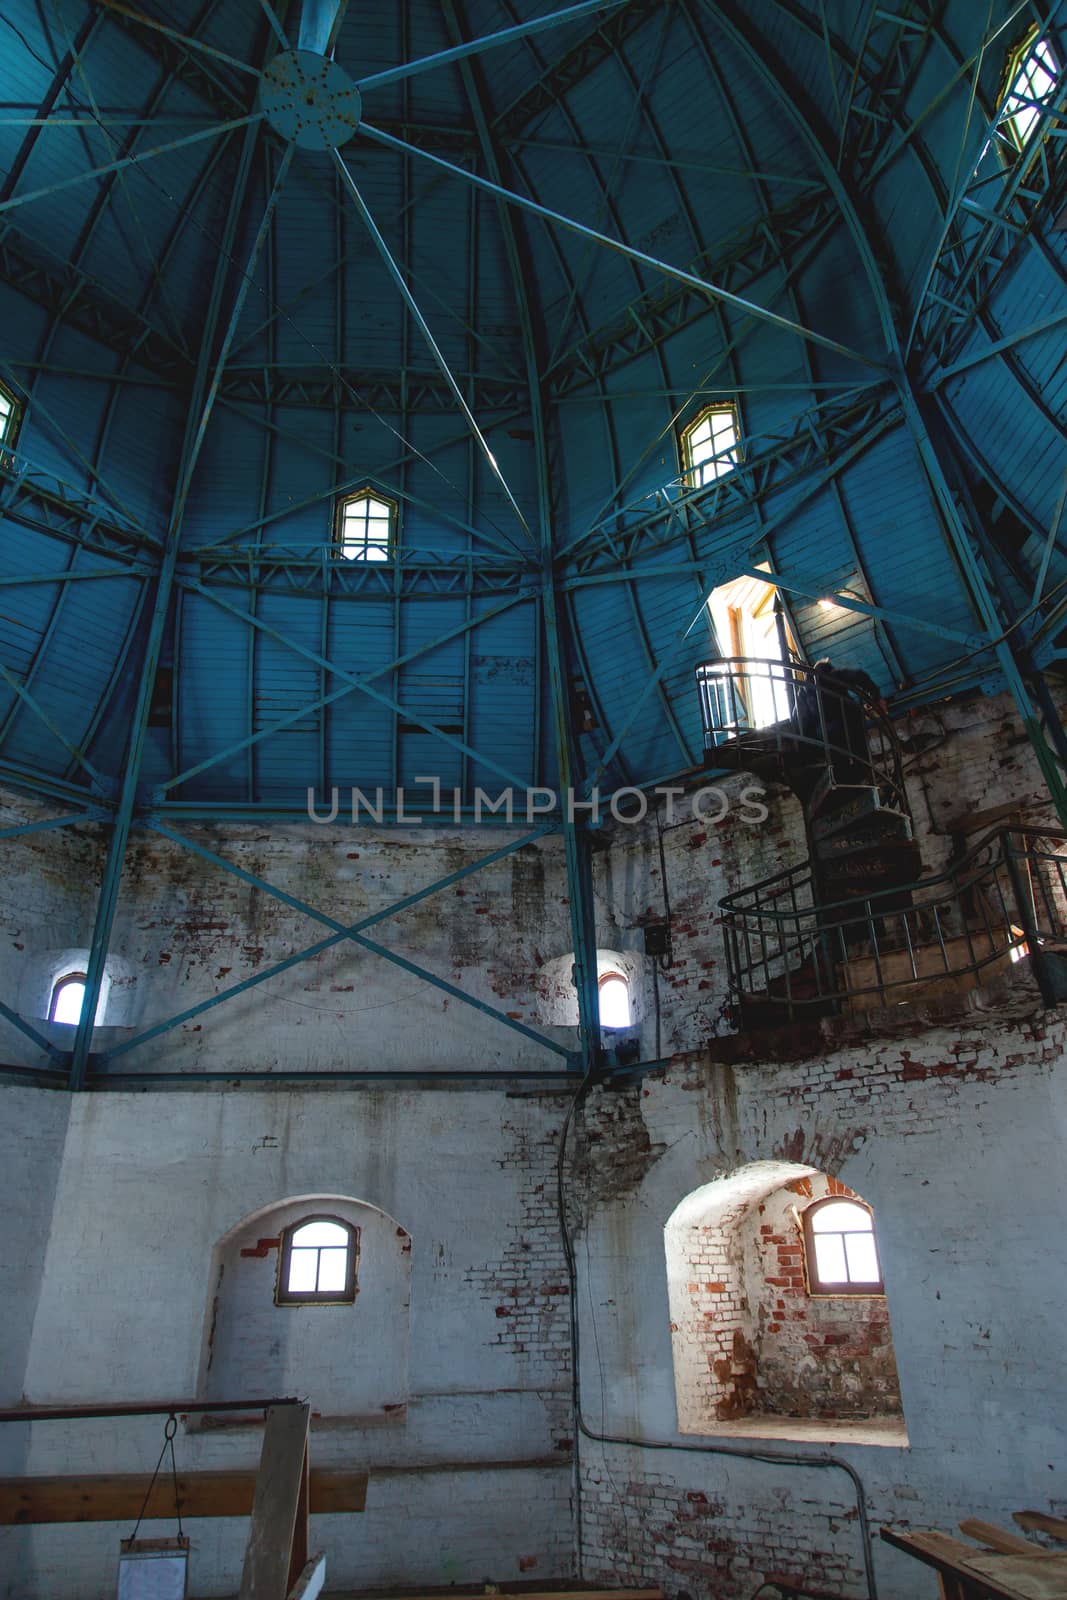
[{"x1": 664, "y1": 1161, "x2": 903, "y2": 1435}]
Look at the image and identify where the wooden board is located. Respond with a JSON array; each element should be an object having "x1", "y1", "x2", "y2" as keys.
[
  {"x1": 881, "y1": 1527, "x2": 1067, "y2": 1600},
  {"x1": 960, "y1": 1519, "x2": 1043, "y2": 1556},
  {"x1": 287, "y1": 1554, "x2": 326, "y2": 1600},
  {"x1": 0, "y1": 1468, "x2": 367, "y2": 1525},
  {"x1": 238, "y1": 1403, "x2": 310, "y2": 1600},
  {"x1": 1016, "y1": 1515, "x2": 1067, "y2": 1544}
]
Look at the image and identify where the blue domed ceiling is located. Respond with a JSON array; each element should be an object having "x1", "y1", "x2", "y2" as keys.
[{"x1": 0, "y1": 0, "x2": 1064, "y2": 814}]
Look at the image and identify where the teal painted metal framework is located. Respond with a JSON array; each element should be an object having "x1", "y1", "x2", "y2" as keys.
[{"x1": 0, "y1": 0, "x2": 1064, "y2": 1089}]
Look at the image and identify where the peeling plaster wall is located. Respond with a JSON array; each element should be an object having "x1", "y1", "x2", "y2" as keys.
[
  {"x1": 1, "y1": 1085, "x2": 574, "y2": 1599},
  {"x1": 571, "y1": 1014, "x2": 1067, "y2": 1599},
  {"x1": 200, "y1": 1195, "x2": 411, "y2": 1420},
  {"x1": 740, "y1": 1174, "x2": 903, "y2": 1422},
  {"x1": 98, "y1": 826, "x2": 579, "y2": 1075},
  {"x1": 0, "y1": 1087, "x2": 69, "y2": 1479}
]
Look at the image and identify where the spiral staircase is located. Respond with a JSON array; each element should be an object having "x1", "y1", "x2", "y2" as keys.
[{"x1": 695, "y1": 657, "x2": 1067, "y2": 1027}]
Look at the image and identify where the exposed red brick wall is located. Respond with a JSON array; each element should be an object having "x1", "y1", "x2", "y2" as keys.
[{"x1": 743, "y1": 1176, "x2": 902, "y2": 1420}]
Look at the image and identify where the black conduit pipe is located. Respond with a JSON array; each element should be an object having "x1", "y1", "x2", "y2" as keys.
[{"x1": 556, "y1": 1075, "x2": 878, "y2": 1600}]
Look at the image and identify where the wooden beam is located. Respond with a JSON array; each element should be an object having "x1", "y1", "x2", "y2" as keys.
[
  {"x1": 1015, "y1": 1513, "x2": 1067, "y2": 1543},
  {"x1": 239, "y1": 1402, "x2": 311, "y2": 1600},
  {"x1": 959, "y1": 1519, "x2": 1041, "y2": 1556},
  {"x1": 287, "y1": 1554, "x2": 326, "y2": 1600},
  {"x1": 0, "y1": 1467, "x2": 366, "y2": 1525},
  {"x1": 287, "y1": 1441, "x2": 310, "y2": 1594}
]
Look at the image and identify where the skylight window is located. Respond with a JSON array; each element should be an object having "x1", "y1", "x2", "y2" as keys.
[
  {"x1": 1001, "y1": 29, "x2": 1059, "y2": 151},
  {"x1": 681, "y1": 404, "x2": 740, "y2": 488},
  {"x1": 336, "y1": 488, "x2": 396, "y2": 562}
]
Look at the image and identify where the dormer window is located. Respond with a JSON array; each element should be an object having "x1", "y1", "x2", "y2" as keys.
[
  {"x1": 0, "y1": 381, "x2": 21, "y2": 450},
  {"x1": 335, "y1": 489, "x2": 396, "y2": 561},
  {"x1": 681, "y1": 403, "x2": 740, "y2": 488},
  {"x1": 1001, "y1": 28, "x2": 1059, "y2": 151}
]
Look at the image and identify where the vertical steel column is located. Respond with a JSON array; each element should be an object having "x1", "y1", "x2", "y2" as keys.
[
  {"x1": 445, "y1": 1, "x2": 601, "y2": 1073},
  {"x1": 69, "y1": 120, "x2": 275, "y2": 1087}
]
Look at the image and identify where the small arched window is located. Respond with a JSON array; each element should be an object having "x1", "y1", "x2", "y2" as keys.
[
  {"x1": 802, "y1": 1197, "x2": 884, "y2": 1295},
  {"x1": 681, "y1": 403, "x2": 740, "y2": 488},
  {"x1": 598, "y1": 971, "x2": 631, "y2": 1029},
  {"x1": 277, "y1": 1215, "x2": 359, "y2": 1305},
  {"x1": 49, "y1": 972, "x2": 87, "y2": 1026},
  {"x1": 335, "y1": 488, "x2": 396, "y2": 561}
]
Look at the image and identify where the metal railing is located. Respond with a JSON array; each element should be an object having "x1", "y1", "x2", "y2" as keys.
[
  {"x1": 695, "y1": 656, "x2": 906, "y2": 812},
  {"x1": 718, "y1": 826, "x2": 1067, "y2": 1019}
]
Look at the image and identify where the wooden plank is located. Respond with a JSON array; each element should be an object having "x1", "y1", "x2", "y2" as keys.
[
  {"x1": 287, "y1": 1554, "x2": 326, "y2": 1600},
  {"x1": 881, "y1": 1527, "x2": 1067, "y2": 1600},
  {"x1": 238, "y1": 1403, "x2": 311, "y2": 1600},
  {"x1": 0, "y1": 1468, "x2": 367, "y2": 1525},
  {"x1": 286, "y1": 1442, "x2": 310, "y2": 1594},
  {"x1": 960, "y1": 1520, "x2": 1043, "y2": 1555},
  {"x1": 965, "y1": 1553, "x2": 1067, "y2": 1600},
  {"x1": 1016, "y1": 1515, "x2": 1067, "y2": 1544}
]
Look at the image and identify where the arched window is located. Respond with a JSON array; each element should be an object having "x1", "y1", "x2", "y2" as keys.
[
  {"x1": 277, "y1": 1215, "x2": 359, "y2": 1305},
  {"x1": 335, "y1": 488, "x2": 396, "y2": 561},
  {"x1": 681, "y1": 403, "x2": 740, "y2": 488},
  {"x1": 1000, "y1": 28, "x2": 1058, "y2": 151},
  {"x1": 598, "y1": 971, "x2": 631, "y2": 1029},
  {"x1": 802, "y1": 1197, "x2": 884, "y2": 1295},
  {"x1": 49, "y1": 972, "x2": 87, "y2": 1026}
]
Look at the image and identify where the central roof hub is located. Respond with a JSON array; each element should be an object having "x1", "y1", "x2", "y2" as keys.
[{"x1": 259, "y1": 49, "x2": 361, "y2": 151}]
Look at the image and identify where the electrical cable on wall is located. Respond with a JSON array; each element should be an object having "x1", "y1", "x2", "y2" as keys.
[{"x1": 555, "y1": 1072, "x2": 879, "y2": 1600}]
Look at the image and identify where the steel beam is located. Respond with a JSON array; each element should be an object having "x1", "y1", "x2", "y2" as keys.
[
  {"x1": 69, "y1": 112, "x2": 276, "y2": 1089},
  {"x1": 141, "y1": 821, "x2": 573, "y2": 1061},
  {"x1": 334, "y1": 152, "x2": 535, "y2": 551},
  {"x1": 356, "y1": 0, "x2": 634, "y2": 94},
  {"x1": 180, "y1": 576, "x2": 533, "y2": 791},
  {"x1": 443, "y1": 0, "x2": 600, "y2": 1071},
  {"x1": 0, "y1": 221, "x2": 188, "y2": 377},
  {"x1": 358, "y1": 121, "x2": 885, "y2": 371},
  {"x1": 102, "y1": 823, "x2": 558, "y2": 1061},
  {"x1": 158, "y1": 589, "x2": 533, "y2": 796}
]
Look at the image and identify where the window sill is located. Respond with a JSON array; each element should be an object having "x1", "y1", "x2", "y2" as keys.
[{"x1": 685, "y1": 1414, "x2": 908, "y2": 1448}]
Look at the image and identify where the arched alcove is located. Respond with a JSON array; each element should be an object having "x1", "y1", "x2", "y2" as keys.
[
  {"x1": 665, "y1": 1162, "x2": 905, "y2": 1443},
  {"x1": 198, "y1": 1193, "x2": 411, "y2": 1424}
]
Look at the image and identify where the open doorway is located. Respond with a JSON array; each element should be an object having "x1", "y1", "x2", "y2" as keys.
[{"x1": 705, "y1": 568, "x2": 797, "y2": 732}]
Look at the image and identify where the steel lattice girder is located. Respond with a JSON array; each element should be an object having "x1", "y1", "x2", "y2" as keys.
[
  {"x1": 545, "y1": 184, "x2": 840, "y2": 399},
  {"x1": 0, "y1": 221, "x2": 189, "y2": 379},
  {"x1": 912, "y1": 66, "x2": 1067, "y2": 366},
  {"x1": 491, "y1": 0, "x2": 656, "y2": 140},
  {"x1": 217, "y1": 363, "x2": 529, "y2": 414},
  {"x1": 0, "y1": 450, "x2": 161, "y2": 564},
  {"x1": 187, "y1": 547, "x2": 534, "y2": 597},
  {"x1": 561, "y1": 381, "x2": 901, "y2": 573}
]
